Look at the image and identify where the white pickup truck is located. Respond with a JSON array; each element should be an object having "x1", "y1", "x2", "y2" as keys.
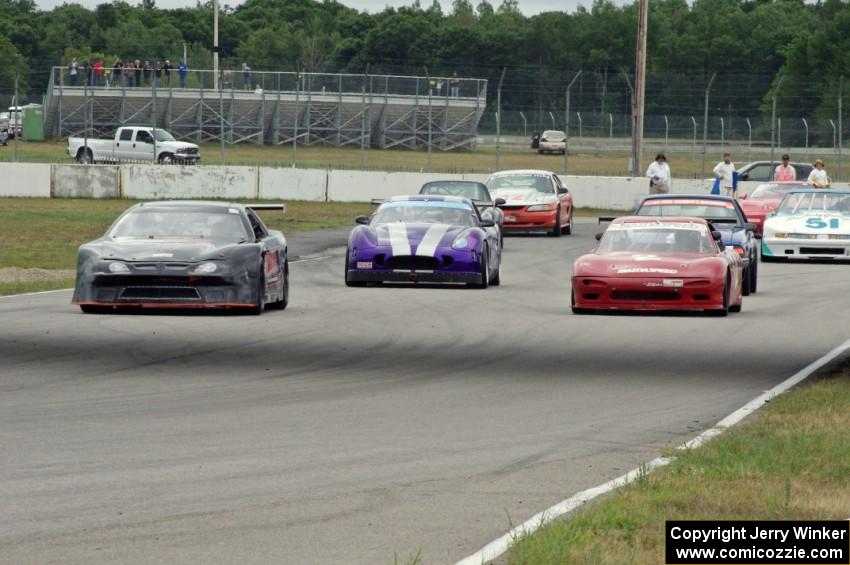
[{"x1": 68, "y1": 127, "x2": 200, "y2": 164}]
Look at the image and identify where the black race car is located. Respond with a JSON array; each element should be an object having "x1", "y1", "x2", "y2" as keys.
[{"x1": 72, "y1": 201, "x2": 289, "y2": 314}]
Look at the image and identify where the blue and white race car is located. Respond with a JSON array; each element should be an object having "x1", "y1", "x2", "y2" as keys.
[
  {"x1": 762, "y1": 188, "x2": 850, "y2": 261},
  {"x1": 345, "y1": 195, "x2": 502, "y2": 288}
]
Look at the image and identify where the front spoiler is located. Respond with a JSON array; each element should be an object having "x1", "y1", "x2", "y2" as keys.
[
  {"x1": 347, "y1": 270, "x2": 481, "y2": 284},
  {"x1": 73, "y1": 300, "x2": 255, "y2": 309}
]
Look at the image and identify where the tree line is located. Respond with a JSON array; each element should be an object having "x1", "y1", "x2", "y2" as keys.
[{"x1": 0, "y1": 0, "x2": 848, "y2": 141}]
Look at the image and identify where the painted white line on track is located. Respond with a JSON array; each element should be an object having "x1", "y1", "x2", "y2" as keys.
[
  {"x1": 455, "y1": 337, "x2": 850, "y2": 565},
  {"x1": 0, "y1": 256, "x2": 332, "y2": 300}
]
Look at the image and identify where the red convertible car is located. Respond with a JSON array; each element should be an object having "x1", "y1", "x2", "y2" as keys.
[
  {"x1": 739, "y1": 181, "x2": 807, "y2": 236},
  {"x1": 572, "y1": 217, "x2": 744, "y2": 315}
]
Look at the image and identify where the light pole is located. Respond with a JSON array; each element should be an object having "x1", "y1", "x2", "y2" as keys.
[
  {"x1": 720, "y1": 117, "x2": 724, "y2": 150},
  {"x1": 495, "y1": 67, "x2": 506, "y2": 171},
  {"x1": 691, "y1": 116, "x2": 697, "y2": 160},
  {"x1": 548, "y1": 111, "x2": 555, "y2": 129},
  {"x1": 664, "y1": 115, "x2": 669, "y2": 153},
  {"x1": 802, "y1": 118, "x2": 809, "y2": 161},
  {"x1": 746, "y1": 117, "x2": 752, "y2": 162},
  {"x1": 609, "y1": 113, "x2": 613, "y2": 138},
  {"x1": 519, "y1": 111, "x2": 527, "y2": 137},
  {"x1": 564, "y1": 70, "x2": 582, "y2": 175},
  {"x1": 839, "y1": 75, "x2": 844, "y2": 179},
  {"x1": 770, "y1": 75, "x2": 785, "y2": 167},
  {"x1": 701, "y1": 72, "x2": 716, "y2": 179},
  {"x1": 830, "y1": 119, "x2": 837, "y2": 154},
  {"x1": 424, "y1": 66, "x2": 432, "y2": 172}
]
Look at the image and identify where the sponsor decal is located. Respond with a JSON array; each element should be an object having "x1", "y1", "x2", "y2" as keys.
[
  {"x1": 264, "y1": 252, "x2": 281, "y2": 280},
  {"x1": 609, "y1": 222, "x2": 705, "y2": 232},
  {"x1": 644, "y1": 199, "x2": 735, "y2": 208},
  {"x1": 228, "y1": 208, "x2": 239, "y2": 214},
  {"x1": 663, "y1": 279, "x2": 684, "y2": 287},
  {"x1": 356, "y1": 261, "x2": 373, "y2": 269},
  {"x1": 633, "y1": 254, "x2": 660, "y2": 261},
  {"x1": 151, "y1": 252, "x2": 173, "y2": 257},
  {"x1": 617, "y1": 267, "x2": 679, "y2": 274}
]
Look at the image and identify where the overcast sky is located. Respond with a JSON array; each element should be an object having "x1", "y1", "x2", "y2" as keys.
[{"x1": 33, "y1": 0, "x2": 593, "y2": 14}]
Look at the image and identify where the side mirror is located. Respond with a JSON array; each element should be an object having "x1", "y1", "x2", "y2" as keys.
[
  {"x1": 479, "y1": 219, "x2": 495, "y2": 228},
  {"x1": 354, "y1": 215, "x2": 370, "y2": 225},
  {"x1": 712, "y1": 231, "x2": 722, "y2": 241},
  {"x1": 740, "y1": 173, "x2": 749, "y2": 181},
  {"x1": 743, "y1": 222, "x2": 757, "y2": 232},
  {"x1": 595, "y1": 232, "x2": 604, "y2": 241},
  {"x1": 494, "y1": 198, "x2": 506, "y2": 207},
  {"x1": 558, "y1": 187, "x2": 568, "y2": 194}
]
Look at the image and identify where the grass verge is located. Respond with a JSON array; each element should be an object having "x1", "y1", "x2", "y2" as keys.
[{"x1": 507, "y1": 366, "x2": 850, "y2": 565}]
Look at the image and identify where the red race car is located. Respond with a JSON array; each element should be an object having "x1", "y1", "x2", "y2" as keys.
[
  {"x1": 572, "y1": 217, "x2": 744, "y2": 315},
  {"x1": 739, "y1": 181, "x2": 808, "y2": 236}
]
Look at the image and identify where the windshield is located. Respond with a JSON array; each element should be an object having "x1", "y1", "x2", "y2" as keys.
[
  {"x1": 109, "y1": 207, "x2": 249, "y2": 241},
  {"x1": 373, "y1": 201, "x2": 477, "y2": 227},
  {"x1": 600, "y1": 222, "x2": 713, "y2": 254},
  {"x1": 776, "y1": 192, "x2": 850, "y2": 216},
  {"x1": 420, "y1": 182, "x2": 490, "y2": 202},
  {"x1": 749, "y1": 183, "x2": 802, "y2": 200},
  {"x1": 541, "y1": 130, "x2": 565, "y2": 140},
  {"x1": 637, "y1": 199, "x2": 740, "y2": 221},
  {"x1": 489, "y1": 174, "x2": 553, "y2": 194},
  {"x1": 152, "y1": 129, "x2": 175, "y2": 142}
]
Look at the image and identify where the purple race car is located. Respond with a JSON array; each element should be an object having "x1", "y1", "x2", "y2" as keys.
[{"x1": 345, "y1": 195, "x2": 502, "y2": 288}]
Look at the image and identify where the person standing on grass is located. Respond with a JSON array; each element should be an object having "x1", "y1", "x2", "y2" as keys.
[
  {"x1": 713, "y1": 152, "x2": 736, "y2": 196},
  {"x1": 646, "y1": 153, "x2": 671, "y2": 194},
  {"x1": 807, "y1": 159, "x2": 831, "y2": 188},
  {"x1": 774, "y1": 154, "x2": 796, "y2": 181},
  {"x1": 178, "y1": 60, "x2": 188, "y2": 89}
]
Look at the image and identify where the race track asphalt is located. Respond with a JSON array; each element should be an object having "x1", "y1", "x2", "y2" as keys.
[{"x1": 1, "y1": 220, "x2": 849, "y2": 565}]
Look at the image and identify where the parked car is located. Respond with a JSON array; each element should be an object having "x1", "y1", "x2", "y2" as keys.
[
  {"x1": 537, "y1": 130, "x2": 566, "y2": 154},
  {"x1": 737, "y1": 160, "x2": 812, "y2": 182},
  {"x1": 68, "y1": 127, "x2": 200, "y2": 164}
]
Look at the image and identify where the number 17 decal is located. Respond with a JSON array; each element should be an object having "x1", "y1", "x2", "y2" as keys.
[{"x1": 806, "y1": 218, "x2": 840, "y2": 229}]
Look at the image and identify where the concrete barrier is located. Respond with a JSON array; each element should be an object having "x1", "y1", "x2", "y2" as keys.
[
  {"x1": 0, "y1": 163, "x2": 51, "y2": 197},
  {"x1": 52, "y1": 164, "x2": 120, "y2": 198},
  {"x1": 121, "y1": 165, "x2": 259, "y2": 200},
  {"x1": 259, "y1": 167, "x2": 327, "y2": 201}
]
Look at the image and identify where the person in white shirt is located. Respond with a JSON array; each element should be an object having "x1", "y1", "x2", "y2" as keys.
[
  {"x1": 646, "y1": 153, "x2": 671, "y2": 194},
  {"x1": 807, "y1": 159, "x2": 830, "y2": 188},
  {"x1": 712, "y1": 152, "x2": 736, "y2": 196}
]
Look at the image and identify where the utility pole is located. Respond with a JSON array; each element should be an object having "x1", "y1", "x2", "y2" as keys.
[
  {"x1": 770, "y1": 75, "x2": 785, "y2": 169},
  {"x1": 623, "y1": 69, "x2": 635, "y2": 173},
  {"x1": 14, "y1": 71, "x2": 19, "y2": 162},
  {"x1": 701, "y1": 72, "x2": 716, "y2": 179},
  {"x1": 361, "y1": 64, "x2": 369, "y2": 172},
  {"x1": 424, "y1": 66, "x2": 432, "y2": 172},
  {"x1": 213, "y1": 0, "x2": 219, "y2": 90},
  {"x1": 495, "y1": 67, "x2": 507, "y2": 171},
  {"x1": 632, "y1": 0, "x2": 648, "y2": 177},
  {"x1": 839, "y1": 75, "x2": 844, "y2": 179},
  {"x1": 564, "y1": 70, "x2": 582, "y2": 175}
]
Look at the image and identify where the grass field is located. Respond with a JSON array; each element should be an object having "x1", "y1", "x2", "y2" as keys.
[
  {"x1": 506, "y1": 365, "x2": 850, "y2": 564},
  {"x1": 1, "y1": 139, "x2": 715, "y2": 177}
]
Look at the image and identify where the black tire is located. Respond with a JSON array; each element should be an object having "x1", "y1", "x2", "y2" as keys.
[
  {"x1": 472, "y1": 246, "x2": 489, "y2": 289},
  {"x1": 490, "y1": 256, "x2": 501, "y2": 286},
  {"x1": 730, "y1": 302, "x2": 742, "y2": 313},
  {"x1": 562, "y1": 211, "x2": 573, "y2": 235},
  {"x1": 741, "y1": 265, "x2": 751, "y2": 296},
  {"x1": 76, "y1": 148, "x2": 93, "y2": 164},
  {"x1": 158, "y1": 153, "x2": 174, "y2": 165},
  {"x1": 537, "y1": 149, "x2": 544, "y2": 155},
  {"x1": 708, "y1": 278, "x2": 730, "y2": 317},
  {"x1": 344, "y1": 250, "x2": 366, "y2": 287},
  {"x1": 749, "y1": 257, "x2": 758, "y2": 294},
  {"x1": 268, "y1": 260, "x2": 289, "y2": 310},
  {"x1": 548, "y1": 208, "x2": 562, "y2": 237},
  {"x1": 80, "y1": 304, "x2": 111, "y2": 314},
  {"x1": 250, "y1": 270, "x2": 266, "y2": 315}
]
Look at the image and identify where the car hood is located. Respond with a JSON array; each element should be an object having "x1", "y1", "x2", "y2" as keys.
[
  {"x1": 740, "y1": 198, "x2": 781, "y2": 216},
  {"x1": 488, "y1": 188, "x2": 556, "y2": 206},
  {"x1": 574, "y1": 252, "x2": 721, "y2": 277},
  {"x1": 764, "y1": 214, "x2": 847, "y2": 235},
  {"x1": 91, "y1": 238, "x2": 235, "y2": 262},
  {"x1": 162, "y1": 141, "x2": 198, "y2": 151},
  {"x1": 364, "y1": 223, "x2": 471, "y2": 255}
]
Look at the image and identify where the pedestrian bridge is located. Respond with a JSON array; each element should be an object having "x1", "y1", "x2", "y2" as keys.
[{"x1": 44, "y1": 68, "x2": 488, "y2": 150}]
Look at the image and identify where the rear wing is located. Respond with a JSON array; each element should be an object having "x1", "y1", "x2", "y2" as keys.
[
  {"x1": 246, "y1": 203, "x2": 286, "y2": 212},
  {"x1": 370, "y1": 198, "x2": 385, "y2": 206},
  {"x1": 598, "y1": 216, "x2": 619, "y2": 223}
]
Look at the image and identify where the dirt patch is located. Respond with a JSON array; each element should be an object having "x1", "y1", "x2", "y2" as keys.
[{"x1": 0, "y1": 267, "x2": 75, "y2": 284}]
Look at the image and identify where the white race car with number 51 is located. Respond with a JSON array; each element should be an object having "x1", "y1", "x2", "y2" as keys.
[{"x1": 761, "y1": 188, "x2": 850, "y2": 261}]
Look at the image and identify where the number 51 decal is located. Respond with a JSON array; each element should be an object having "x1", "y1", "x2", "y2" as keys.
[{"x1": 806, "y1": 218, "x2": 840, "y2": 229}]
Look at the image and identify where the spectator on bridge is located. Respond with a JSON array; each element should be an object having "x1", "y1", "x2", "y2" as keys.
[
  {"x1": 242, "y1": 63, "x2": 252, "y2": 90},
  {"x1": 143, "y1": 61, "x2": 151, "y2": 86},
  {"x1": 69, "y1": 58, "x2": 79, "y2": 86},
  {"x1": 125, "y1": 61, "x2": 134, "y2": 87},
  {"x1": 153, "y1": 61, "x2": 162, "y2": 87},
  {"x1": 93, "y1": 59, "x2": 103, "y2": 87},
  {"x1": 774, "y1": 154, "x2": 796, "y2": 181},
  {"x1": 163, "y1": 60, "x2": 173, "y2": 87},
  {"x1": 110, "y1": 60, "x2": 122, "y2": 88},
  {"x1": 807, "y1": 159, "x2": 830, "y2": 188},
  {"x1": 83, "y1": 60, "x2": 92, "y2": 86},
  {"x1": 222, "y1": 69, "x2": 233, "y2": 89},
  {"x1": 646, "y1": 153, "x2": 671, "y2": 194},
  {"x1": 134, "y1": 60, "x2": 142, "y2": 87},
  {"x1": 254, "y1": 84, "x2": 263, "y2": 95},
  {"x1": 450, "y1": 70, "x2": 460, "y2": 97},
  {"x1": 712, "y1": 152, "x2": 736, "y2": 196},
  {"x1": 178, "y1": 60, "x2": 188, "y2": 89}
]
